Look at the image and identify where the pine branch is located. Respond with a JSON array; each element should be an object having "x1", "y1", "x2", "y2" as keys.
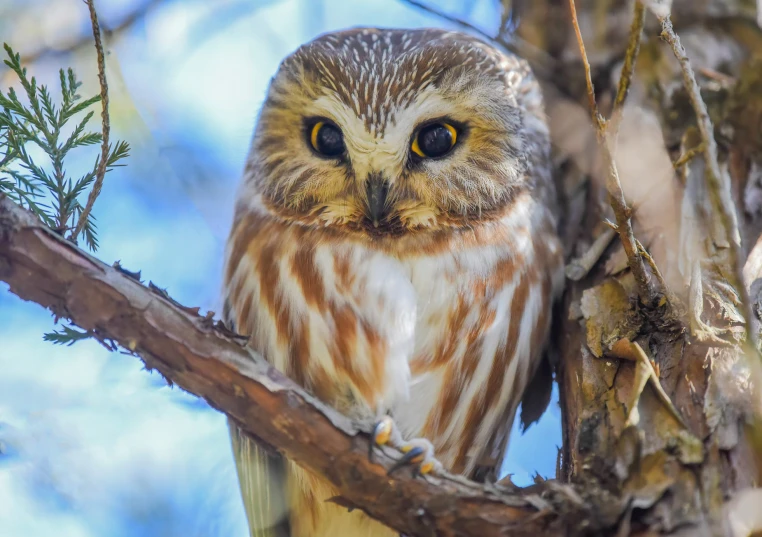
[
  {"x1": 43, "y1": 324, "x2": 93, "y2": 346},
  {"x1": 0, "y1": 42, "x2": 129, "y2": 249}
]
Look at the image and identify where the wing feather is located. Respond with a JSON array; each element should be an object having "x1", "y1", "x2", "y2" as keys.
[{"x1": 229, "y1": 419, "x2": 291, "y2": 537}]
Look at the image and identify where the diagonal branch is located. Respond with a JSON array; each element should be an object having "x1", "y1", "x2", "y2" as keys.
[{"x1": 0, "y1": 194, "x2": 576, "y2": 537}]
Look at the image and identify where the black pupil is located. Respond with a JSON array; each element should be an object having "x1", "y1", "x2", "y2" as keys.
[
  {"x1": 418, "y1": 124, "x2": 454, "y2": 157},
  {"x1": 315, "y1": 123, "x2": 345, "y2": 156}
]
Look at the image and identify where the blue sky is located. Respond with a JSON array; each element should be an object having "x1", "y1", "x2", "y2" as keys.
[{"x1": 0, "y1": 1, "x2": 561, "y2": 535}]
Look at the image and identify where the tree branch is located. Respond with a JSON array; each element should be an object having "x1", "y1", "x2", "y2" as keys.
[{"x1": 0, "y1": 194, "x2": 579, "y2": 537}]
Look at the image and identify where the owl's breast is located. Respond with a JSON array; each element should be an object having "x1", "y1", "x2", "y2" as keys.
[
  {"x1": 224, "y1": 212, "x2": 418, "y2": 418},
  {"x1": 389, "y1": 197, "x2": 562, "y2": 472}
]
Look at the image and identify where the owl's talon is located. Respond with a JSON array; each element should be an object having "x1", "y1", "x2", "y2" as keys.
[
  {"x1": 388, "y1": 441, "x2": 442, "y2": 477},
  {"x1": 388, "y1": 445, "x2": 426, "y2": 475},
  {"x1": 372, "y1": 416, "x2": 394, "y2": 446},
  {"x1": 370, "y1": 416, "x2": 442, "y2": 476},
  {"x1": 370, "y1": 416, "x2": 396, "y2": 461}
]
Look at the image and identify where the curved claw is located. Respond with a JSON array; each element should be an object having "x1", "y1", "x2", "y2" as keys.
[
  {"x1": 369, "y1": 416, "x2": 442, "y2": 477},
  {"x1": 369, "y1": 416, "x2": 394, "y2": 462},
  {"x1": 387, "y1": 445, "x2": 426, "y2": 476}
]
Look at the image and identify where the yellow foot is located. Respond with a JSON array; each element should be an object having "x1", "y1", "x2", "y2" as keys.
[{"x1": 370, "y1": 416, "x2": 443, "y2": 477}]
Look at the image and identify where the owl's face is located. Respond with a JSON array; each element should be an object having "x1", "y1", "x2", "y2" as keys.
[{"x1": 241, "y1": 28, "x2": 544, "y2": 237}]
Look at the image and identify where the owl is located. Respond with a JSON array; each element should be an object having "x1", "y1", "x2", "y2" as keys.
[{"x1": 222, "y1": 27, "x2": 563, "y2": 537}]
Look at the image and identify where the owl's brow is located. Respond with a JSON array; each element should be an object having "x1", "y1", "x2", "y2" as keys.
[{"x1": 290, "y1": 29, "x2": 509, "y2": 137}]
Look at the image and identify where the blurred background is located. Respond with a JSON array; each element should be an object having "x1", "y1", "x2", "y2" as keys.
[{"x1": 0, "y1": 1, "x2": 561, "y2": 535}]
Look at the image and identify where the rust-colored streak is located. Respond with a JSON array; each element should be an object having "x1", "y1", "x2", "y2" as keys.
[
  {"x1": 425, "y1": 303, "x2": 497, "y2": 441},
  {"x1": 292, "y1": 246, "x2": 326, "y2": 311},
  {"x1": 428, "y1": 295, "x2": 471, "y2": 369},
  {"x1": 333, "y1": 251, "x2": 355, "y2": 294},
  {"x1": 225, "y1": 213, "x2": 266, "y2": 284},
  {"x1": 289, "y1": 318, "x2": 309, "y2": 388},
  {"x1": 356, "y1": 317, "x2": 388, "y2": 405},
  {"x1": 453, "y1": 268, "x2": 530, "y2": 472},
  {"x1": 253, "y1": 239, "x2": 291, "y2": 350},
  {"x1": 328, "y1": 302, "x2": 374, "y2": 401},
  {"x1": 237, "y1": 292, "x2": 254, "y2": 337}
]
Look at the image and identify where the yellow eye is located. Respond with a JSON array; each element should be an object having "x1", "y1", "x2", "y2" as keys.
[
  {"x1": 411, "y1": 122, "x2": 458, "y2": 158},
  {"x1": 309, "y1": 121, "x2": 345, "y2": 157}
]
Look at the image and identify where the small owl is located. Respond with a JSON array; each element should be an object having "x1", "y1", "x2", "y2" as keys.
[{"x1": 222, "y1": 28, "x2": 563, "y2": 537}]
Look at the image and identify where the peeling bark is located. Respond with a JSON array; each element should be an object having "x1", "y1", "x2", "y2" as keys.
[{"x1": 515, "y1": 0, "x2": 762, "y2": 534}]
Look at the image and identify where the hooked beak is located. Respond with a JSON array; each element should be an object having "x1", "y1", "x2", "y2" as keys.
[{"x1": 365, "y1": 174, "x2": 389, "y2": 228}]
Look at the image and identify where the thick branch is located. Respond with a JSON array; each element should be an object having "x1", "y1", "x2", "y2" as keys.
[{"x1": 0, "y1": 195, "x2": 563, "y2": 537}]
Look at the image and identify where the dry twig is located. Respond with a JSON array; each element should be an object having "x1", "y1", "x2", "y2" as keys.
[
  {"x1": 71, "y1": 0, "x2": 111, "y2": 243},
  {"x1": 568, "y1": 0, "x2": 657, "y2": 305},
  {"x1": 609, "y1": 338, "x2": 687, "y2": 428},
  {"x1": 673, "y1": 142, "x2": 707, "y2": 170},
  {"x1": 610, "y1": 0, "x2": 646, "y2": 133},
  {"x1": 565, "y1": 227, "x2": 617, "y2": 281}
]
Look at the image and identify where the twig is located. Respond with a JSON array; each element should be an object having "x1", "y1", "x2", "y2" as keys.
[
  {"x1": 71, "y1": 0, "x2": 110, "y2": 243},
  {"x1": 568, "y1": 0, "x2": 603, "y2": 130},
  {"x1": 568, "y1": 0, "x2": 657, "y2": 305},
  {"x1": 673, "y1": 142, "x2": 706, "y2": 170},
  {"x1": 609, "y1": 339, "x2": 688, "y2": 428},
  {"x1": 610, "y1": 1, "x2": 646, "y2": 133},
  {"x1": 636, "y1": 239, "x2": 673, "y2": 305},
  {"x1": 565, "y1": 227, "x2": 617, "y2": 281},
  {"x1": 658, "y1": 16, "x2": 757, "y2": 346}
]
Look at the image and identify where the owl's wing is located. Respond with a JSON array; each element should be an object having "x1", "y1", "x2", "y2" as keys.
[
  {"x1": 228, "y1": 419, "x2": 291, "y2": 537},
  {"x1": 222, "y1": 301, "x2": 290, "y2": 537}
]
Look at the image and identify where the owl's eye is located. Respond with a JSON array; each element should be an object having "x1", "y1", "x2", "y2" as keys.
[
  {"x1": 309, "y1": 121, "x2": 345, "y2": 157},
  {"x1": 411, "y1": 122, "x2": 458, "y2": 158}
]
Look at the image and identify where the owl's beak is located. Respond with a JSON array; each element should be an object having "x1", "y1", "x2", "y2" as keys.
[{"x1": 365, "y1": 174, "x2": 389, "y2": 228}]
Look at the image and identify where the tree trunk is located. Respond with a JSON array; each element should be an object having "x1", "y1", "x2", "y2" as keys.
[
  {"x1": 2, "y1": 1, "x2": 761, "y2": 535},
  {"x1": 514, "y1": 0, "x2": 762, "y2": 533}
]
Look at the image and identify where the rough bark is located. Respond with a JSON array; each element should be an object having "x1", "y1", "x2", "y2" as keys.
[{"x1": 513, "y1": 0, "x2": 762, "y2": 534}]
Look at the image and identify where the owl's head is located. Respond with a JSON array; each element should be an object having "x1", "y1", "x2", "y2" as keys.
[{"x1": 240, "y1": 28, "x2": 548, "y2": 237}]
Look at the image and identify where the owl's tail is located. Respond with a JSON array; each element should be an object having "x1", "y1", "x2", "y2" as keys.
[{"x1": 229, "y1": 419, "x2": 291, "y2": 537}]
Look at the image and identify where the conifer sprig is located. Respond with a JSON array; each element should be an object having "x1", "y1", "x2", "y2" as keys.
[{"x1": 0, "y1": 43, "x2": 129, "y2": 251}]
